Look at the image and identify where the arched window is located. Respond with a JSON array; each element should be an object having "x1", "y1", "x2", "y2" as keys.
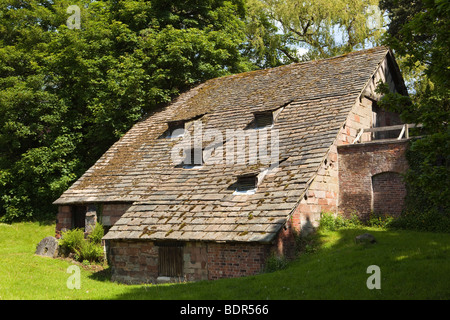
[{"x1": 371, "y1": 172, "x2": 406, "y2": 216}]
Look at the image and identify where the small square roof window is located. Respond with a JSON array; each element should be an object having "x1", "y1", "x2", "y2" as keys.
[
  {"x1": 253, "y1": 111, "x2": 274, "y2": 129},
  {"x1": 234, "y1": 172, "x2": 258, "y2": 194}
]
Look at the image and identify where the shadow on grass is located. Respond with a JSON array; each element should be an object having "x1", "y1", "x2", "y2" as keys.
[
  {"x1": 86, "y1": 227, "x2": 450, "y2": 300},
  {"x1": 88, "y1": 267, "x2": 112, "y2": 282}
]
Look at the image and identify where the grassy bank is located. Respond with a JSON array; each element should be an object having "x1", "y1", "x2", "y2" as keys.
[{"x1": 0, "y1": 222, "x2": 449, "y2": 299}]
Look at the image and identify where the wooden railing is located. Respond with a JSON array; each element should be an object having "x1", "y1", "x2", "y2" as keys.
[{"x1": 353, "y1": 123, "x2": 423, "y2": 144}]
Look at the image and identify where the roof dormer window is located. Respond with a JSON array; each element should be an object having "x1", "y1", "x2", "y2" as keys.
[
  {"x1": 234, "y1": 173, "x2": 258, "y2": 194},
  {"x1": 166, "y1": 120, "x2": 186, "y2": 138},
  {"x1": 181, "y1": 148, "x2": 203, "y2": 169},
  {"x1": 249, "y1": 104, "x2": 288, "y2": 130},
  {"x1": 254, "y1": 111, "x2": 274, "y2": 129},
  {"x1": 165, "y1": 114, "x2": 206, "y2": 139}
]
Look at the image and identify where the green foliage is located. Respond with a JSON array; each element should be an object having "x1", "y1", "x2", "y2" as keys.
[
  {"x1": 264, "y1": 254, "x2": 288, "y2": 273},
  {"x1": 295, "y1": 232, "x2": 320, "y2": 254},
  {"x1": 0, "y1": 0, "x2": 253, "y2": 222},
  {"x1": 88, "y1": 223, "x2": 104, "y2": 245},
  {"x1": 59, "y1": 228, "x2": 85, "y2": 255},
  {"x1": 403, "y1": 136, "x2": 450, "y2": 215},
  {"x1": 378, "y1": 0, "x2": 449, "y2": 221},
  {"x1": 389, "y1": 210, "x2": 450, "y2": 233},
  {"x1": 319, "y1": 212, "x2": 362, "y2": 231},
  {"x1": 319, "y1": 210, "x2": 450, "y2": 234},
  {"x1": 244, "y1": 0, "x2": 384, "y2": 67},
  {"x1": 365, "y1": 212, "x2": 395, "y2": 229},
  {"x1": 59, "y1": 224, "x2": 105, "y2": 263},
  {"x1": 78, "y1": 240, "x2": 105, "y2": 263}
]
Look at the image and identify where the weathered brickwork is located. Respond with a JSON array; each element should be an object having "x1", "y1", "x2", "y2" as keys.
[
  {"x1": 207, "y1": 242, "x2": 271, "y2": 280},
  {"x1": 55, "y1": 205, "x2": 72, "y2": 238},
  {"x1": 338, "y1": 140, "x2": 409, "y2": 219},
  {"x1": 338, "y1": 97, "x2": 374, "y2": 145},
  {"x1": 291, "y1": 145, "x2": 339, "y2": 233},
  {"x1": 290, "y1": 98, "x2": 376, "y2": 232},
  {"x1": 372, "y1": 171, "x2": 407, "y2": 215},
  {"x1": 107, "y1": 240, "x2": 272, "y2": 284},
  {"x1": 272, "y1": 219, "x2": 297, "y2": 259},
  {"x1": 290, "y1": 96, "x2": 406, "y2": 230},
  {"x1": 108, "y1": 240, "x2": 158, "y2": 284}
]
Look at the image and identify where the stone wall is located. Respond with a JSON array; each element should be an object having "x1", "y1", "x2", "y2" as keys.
[
  {"x1": 108, "y1": 240, "x2": 159, "y2": 284},
  {"x1": 289, "y1": 95, "x2": 406, "y2": 231},
  {"x1": 291, "y1": 144, "x2": 339, "y2": 234}
]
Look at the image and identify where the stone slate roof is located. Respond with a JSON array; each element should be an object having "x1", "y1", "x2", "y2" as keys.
[{"x1": 54, "y1": 47, "x2": 393, "y2": 243}]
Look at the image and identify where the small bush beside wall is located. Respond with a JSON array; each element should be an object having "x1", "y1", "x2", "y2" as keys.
[{"x1": 59, "y1": 223, "x2": 105, "y2": 263}]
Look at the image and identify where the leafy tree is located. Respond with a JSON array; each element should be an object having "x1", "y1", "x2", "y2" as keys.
[
  {"x1": 0, "y1": 0, "x2": 252, "y2": 222},
  {"x1": 244, "y1": 0, "x2": 385, "y2": 67},
  {"x1": 378, "y1": 0, "x2": 449, "y2": 216}
]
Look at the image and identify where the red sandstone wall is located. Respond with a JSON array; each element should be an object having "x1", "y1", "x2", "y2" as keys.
[
  {"x1": 289, "y1": 98, "x2": 376, "y2": 233},
  {"x1": 108, "y1": 240, "x2": 159, "y2": 284},
  {"x1": 289, "y1": 95, "x2": 406, "y2": 232},
  {"x1": 291, "y1": 145, "x2": 339, "y2": 233}
]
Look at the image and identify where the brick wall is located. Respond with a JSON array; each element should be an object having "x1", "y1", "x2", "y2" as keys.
[
  {"x1": 338, "y1": 140, "x2": 409, "y2": 219},
  {"x1": 184, "y1": 242, "x2": 208, "y2": 281},
  {"x1": 207, "y1": 242, "x2": 270, "y2": 280},
  {"x1": 272, "y1": 219, "x2": 296, "y2": 259},
  {"x1": 338, "y1": 97, "x2": 373, "y2": 145},
  {"x1": 55, "y1": 205, "x2": 72, "y2": 238},
  {"x1": 289, "y1": 96, "x2": 406, "y2": 232},
  {"x1": 108, "y1": 240, "x2": 158, "y2": 284},
  {"x1": 107, "y1": 240, "x2": 272, "y2": 284},
  {"x1": 372, "y1": 171, "x2": 407, "y2": 215},
  {"x1": 289, "y1": 98, "x2": 376, "y2": 233}
]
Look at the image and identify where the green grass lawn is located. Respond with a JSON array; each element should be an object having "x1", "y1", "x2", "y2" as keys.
[{"x1": 0, "y1": 221, "x2": 449, "y2": 300}]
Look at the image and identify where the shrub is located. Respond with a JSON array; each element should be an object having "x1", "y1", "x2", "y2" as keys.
[
  {"x1": 295, "y1": 232, "x2": 319, "y2": 255},
  {"x1": 59, "y1": 228, "x2": 85, "y2": 254},
  {"x1": 79, "y1": 241, "x2": 105, "y2": 263},
  {"x1": 366, "y1": 212, "x2": 395, "y2": 229},
  {"x1": 319, "y1": 212, "x2": 361, "y2": 231},
  {"x1": 265, "y1": 254, "x2": 288, "y2": 273},
  {"x1": 390, "y1": 211, "x2": 450, "y2": 233},
  {"x1": 88, "y1": 223, "x2": 104, "y2": 244},
  {"x1": 59, "y1": 224, "x2": 105, "y2": 263}
]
